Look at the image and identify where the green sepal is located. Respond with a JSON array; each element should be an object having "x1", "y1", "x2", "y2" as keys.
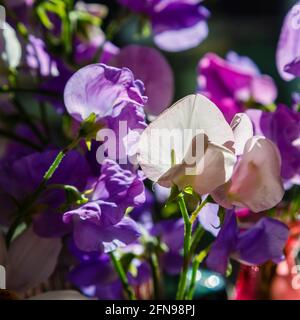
[
  {"x1": 165, "y1": 184, "x2": 180, "y2": 205},
  {"x1": 120, "y1": 252, "x2": 136, "y2": 273},
  {"x1": 226, "y1": 262, "x2": 233, "y2": 277},
  {"x1": 63, "y1": 185, "x2": 88, "y2": 205},
  {"x1": 218, "y1": 207, "x2": 226, "y2": 225},
  {"x1": 183, "y1": 186, "x2": 201, "y2": 202},
  {"x1": 79, "y1": 113, "x2": 103, "y2": 141}
]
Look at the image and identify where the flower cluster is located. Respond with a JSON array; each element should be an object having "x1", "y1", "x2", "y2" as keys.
[{"x1": 0, "y1": 0, "x2": 298, "y2": 301}]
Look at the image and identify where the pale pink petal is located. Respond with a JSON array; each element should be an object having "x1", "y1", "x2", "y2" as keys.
[
  {"x1": 251, "y1": 75, "x2": 277, "y2": 105},
  {"x1": 211, "y1": 181, "x2": 233, "y2": 209},
  {"x1": 230, "y1": 113, "x2": 253, "y2": 155},
  {"x1": 6, "y1": 227, "x2": 62, "y2": 293},
  {"x1": 29, "y1": 290, "x2": 88, "y2": 300},
  {"x1": 138, "y1": 94, "x2": 235, "y2": 183},
  {"x1": 157, "y1": 138, "x2": 236, "y2": 195},
  {"x1": 193, "y1": 143, "x2": 236, "y2": 194},
  {"x1": 228, "y1": 136, "x2": 284, "y2": 212}
]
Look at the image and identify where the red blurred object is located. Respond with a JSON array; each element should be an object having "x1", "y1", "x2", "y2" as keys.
[
  {"x1": 234, "y1": 265, "x2": 260, "y2": 300},
  {"x1": 271, "y1": 221, "x2": 300, "y2": 300},
  {"x1": 234, "y1": 222, "x2": 300, "y2": 300}
]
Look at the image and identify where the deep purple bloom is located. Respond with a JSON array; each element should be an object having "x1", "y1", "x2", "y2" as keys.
[
  {"x1": 110, "y1": 45, "x2": 174, "y2": 116},
  {"x1": 130, "y1": 188, "x2": 155, "y2": 230},
  {"x1": 206, "y1": 211, "x2": 289, "y2": 274},
  {"x1": 0, "y1": 150, "x2": 90, "y2": 229},
  {"x1": 68, "y1": 247, "x2": 151, "y2": 299},
  {"x1": 64, "y1": 63, "x2": 147, "y2": 122},
  {"x1": 1, "y1": 125, "x2": 43, "y2": 162},
  {"x1": 247, "y1": 105, "x2": 300, "y2": 185},
  {"x1": 100, "y1": 42, "x2": 120, "y2": 65},
  {"x1": 276, "y1": 2, "x2": 300, "y2": 80},
  {"x1": 6, "y1": 1, "x2": 35, "y2": 28},
  {"x1": 63, "y1": 159, "x2": 145, "y2": 252},
  {"x1": 74, "y1": 28, "x2": 105, "y2": 65},
  {"x1": 151, "y1": 219, "x2": 184, "y2": 275},
  {"x1": 118, "y1": 0, "x2": 210, "y2": 52},
  {"x1": 197, "y1": 52, "x2": 277, "y2": 122}
]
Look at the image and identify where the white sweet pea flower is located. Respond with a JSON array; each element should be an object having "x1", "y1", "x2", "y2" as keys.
[
  {"x1": 137, "y1": 94, "x2": 237, "y2": 195},
  {"x1": 138, "y1": 94, "x2": 284, "y2": 212}
]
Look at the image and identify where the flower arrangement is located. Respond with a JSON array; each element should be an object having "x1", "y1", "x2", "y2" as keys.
[{"x1": 0, "y1": 0, "x2": 299, "y2": 301}]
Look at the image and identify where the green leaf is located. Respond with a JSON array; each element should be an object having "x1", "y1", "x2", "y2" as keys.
[
  {"x1": 226, "y1": 262, "x2": 232, "y2": 277},
  {"x1": 120, "y1": 252, "x2": 136, "y2": 272}
]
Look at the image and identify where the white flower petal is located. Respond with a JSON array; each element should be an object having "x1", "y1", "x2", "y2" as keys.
[
  {"x1": 230, "y1": 113, "x2": 253, "y2": 155},
  {"x1": 6, "y1": 227, "x2": 62, "y2": 293},
  {"x1": 138, "y1": 94, "x2": 234, "y2": 184}
]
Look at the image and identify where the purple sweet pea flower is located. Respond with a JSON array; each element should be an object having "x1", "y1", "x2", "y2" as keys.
[
  {"x1": 197, "y1": 52, "x2": 277, "y2": 122},
  {"x1": 73, "y1": 2, "x2": 107, "y2": 64},
  {"x1": 64, "y1": 63, "x2": 147, "y2": 122},
  {"x1": 110, "y1": 45, "x2": 174, "y2": 116},
  {"x1": 63, "y1": 159, "x2": 145, "y2": 252},
  {"x1": 68, "y1": 242, "x2": 151, "y2": 299},
  {"x1": 0, "y1": 150, "x2": 90, "y2": 230},
  {"x1": 130, "y1": 188, "x2": 155, "y2": 230},
  {"x1": 247, "y1": 105, "x2": 300, "y2": 185},
  {"x1": 118, "y1": 0, "x2": 210, "y2": 52},
  {"x1": 100, "y1": 42, "x2": 120, "y2": 65},
  {"x1": 206, "y1": 211, "x2": 289, "y2": 274},
  {"x1": 285, "y1": 58, "x2": 300, "y2": 78},
  {"x1": 74, "y1": 28, "x2": 105, "y2": 65},
  {"x1": 276, "y1": 1, "x2": 300, "y2": 80},
  {"x1": 64, "y1": 64, "x2": 147, "y2": 161},
  {"x1": 151, "y1": 219, "x2": 184, "y2": 275},
  {"x1": 25, "y1": 35, "x2": 72, "y2": 112}
]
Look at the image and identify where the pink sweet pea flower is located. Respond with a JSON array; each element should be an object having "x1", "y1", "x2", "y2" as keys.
[{"x1": 211, "y1": 135, "x2": 284, "y2": 212}]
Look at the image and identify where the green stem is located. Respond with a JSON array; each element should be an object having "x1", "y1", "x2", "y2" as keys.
[
  {"x1": 189, "y1": 198, "x2": 209, "y2": 224},
  {"x1": 149, "y1": 251, "x2": 160, "y2": 300},
  {"x1": 5, "y1": 137, "x2": 81, "y2": 245},
  {"x1": 109, "y1": 251, "x2": 136, "y2": 300},
  {"x1": 186, "y1": 258, "x2": 201, "y2": 300},
  {"x1": 186, "y1": 245, "x2": 211, "y2": 300},
  {"x1": 176, "y1": 193, "x2": 192, "y2": 300}
]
